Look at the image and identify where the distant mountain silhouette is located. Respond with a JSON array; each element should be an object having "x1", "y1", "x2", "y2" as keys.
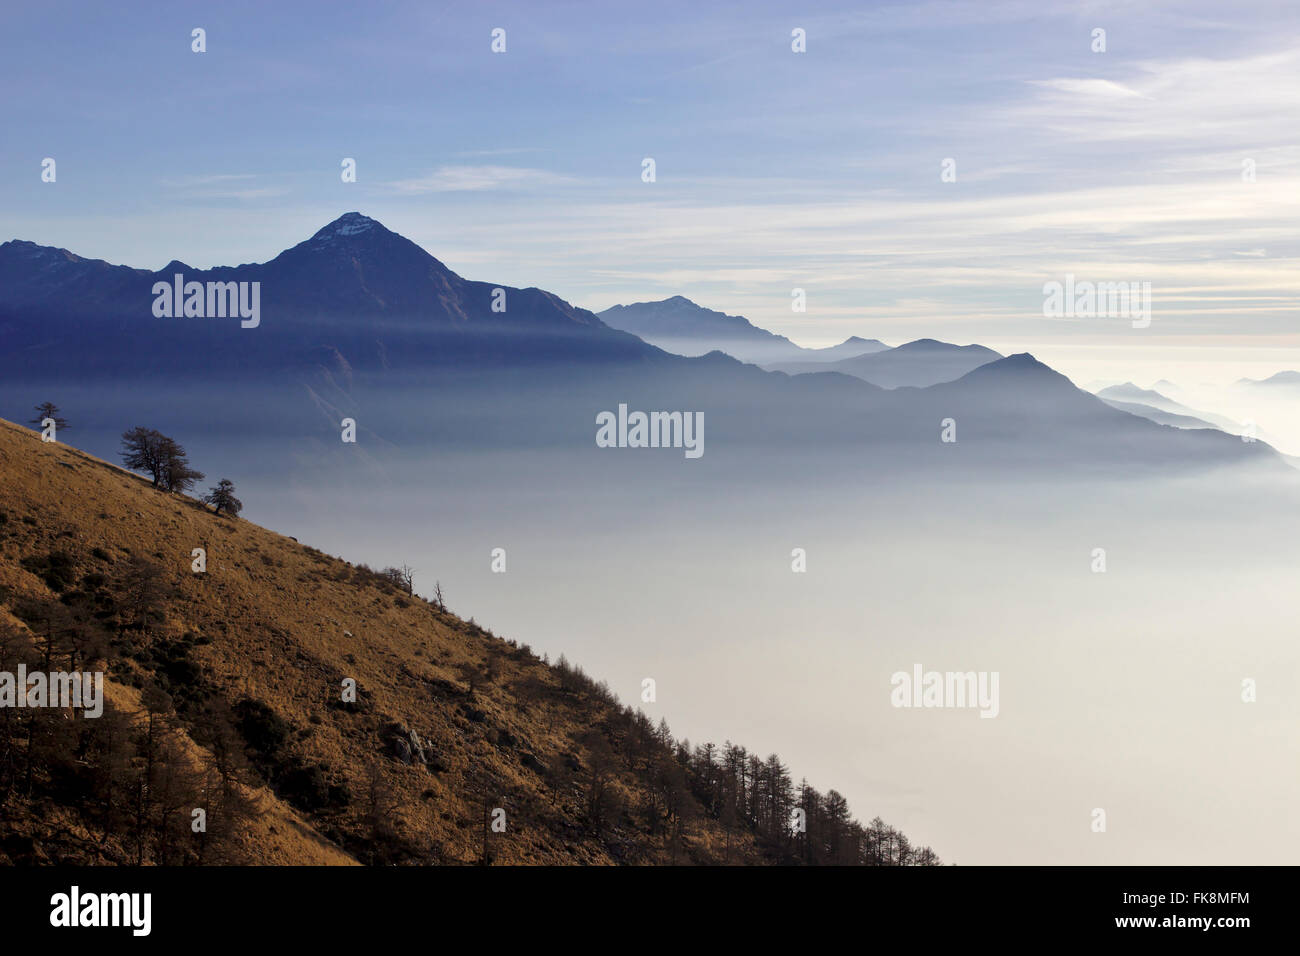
[
  {"x1": 806, "y1": 335, "x2": 891, "y2": 361},
  {"x1": 768, "y1": 338, "x2": 1001, "y2": 388},
  {"x1": 1096, "y1": 383, "x2": 1242, "y2": 433},
  {"x1": 900, "y1": 353, "x2": 1282, "y2": 470},
  {"x1": 597, "y1": 296, "x2": 886, "y2": 365},
  {"x1": 1236, "y1": 370, "x2": 1300, "y2": 388},
  {"x1": 1099, "y1": 399, "x2": 1216, "y2": 430},
  {"x1": 0, "y1": 215, "x2": 1285, "y2": 477},
  {"x1": 1096, "y1": 382, "x2": 1177, "y2": 406},
  {"x1": 0, "y1": 213, "x2": 661, "y2": 376}
]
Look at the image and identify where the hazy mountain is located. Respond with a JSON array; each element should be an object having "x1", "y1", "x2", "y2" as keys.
[
  {"x1": 2, "y1": 218, "x2": 1295, "y2": 876},
  {"x1": 1099, "y1": 399, "x2": 1217, "y2": 430},
  {"x1": 1236, "y1": 370, "x2": 1300, "y2": 388},
  {"x1": 1096, "y1": 382, "x2": 1179, "y2": 406},
  {"x1": 759, "y1": 339, "x2": 904, "y2": 376},
  {"x1": 1096, "y1": 383, "x2": 1242, "y2": 432},
  {"x1": 768, "y1": 338, "x2": 1002, "y2": 388},
  {"x1": 804, "y1": 335, "x2": 891, "y2": 361},
  {"x1": 0, "y1": 214, "x2": 1284, "y2": 480},
  {"x1": 1081, "y1": 379, "x2": 1120, "y2": 392},
  {"x1": 897, "y1": 353, "x2": 1281, "y2": 471},
  {"x1": 596, "y1": 295, "x2": 886, "y2": 365}
]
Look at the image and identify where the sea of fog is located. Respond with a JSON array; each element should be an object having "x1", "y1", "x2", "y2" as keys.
[
  {"x1": 247, "y1": 450, "x2": 1300, "y2": 865},
  {"x1": 7, "y1": 385, "x2": 1297, "y2": 865}
]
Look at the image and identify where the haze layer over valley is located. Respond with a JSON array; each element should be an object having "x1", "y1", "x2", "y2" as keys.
[{"x1": 2, "y1": 215, "x2": 1296, "y2": 864}]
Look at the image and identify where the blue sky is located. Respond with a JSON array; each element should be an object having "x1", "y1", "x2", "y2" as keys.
[{"x1": 4, "y1": 0, "x2": 1299, "y2": 373}]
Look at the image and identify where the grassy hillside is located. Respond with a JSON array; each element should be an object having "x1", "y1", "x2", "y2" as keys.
[{"x1": 0, "y1": 417, "x2": 935, "y2": 866}]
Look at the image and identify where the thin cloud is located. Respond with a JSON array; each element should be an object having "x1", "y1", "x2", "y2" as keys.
[
  {"x1": 453, "y1": 147, "x2": 552, "y2": 157},
  {"x1": 1030, "y1": 78, "x2": 1147, "y2": 99},
  {"x1": 385, "y1": 165, "x2": 574, "y2": 193},
  {"x1": 161, "y1": 173, "x2": 259, "y2": 187}
]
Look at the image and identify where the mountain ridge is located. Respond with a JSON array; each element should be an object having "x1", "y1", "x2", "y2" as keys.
[
  {"x1": 0, "y1": 213, "x2": 660, "y2": 376},
  {"x1": 1096, "y1": 382, "x2": 1243, "y2": 433},
  {"x1": 597, "y1": 295, "x2": 888, "y2": 365},
  {"x1": 768, "y1": 338, "x2": 1002, "y2": 388},
  {"x1": 0, "y1": 214, "x2": 1287, "y2": 477}
]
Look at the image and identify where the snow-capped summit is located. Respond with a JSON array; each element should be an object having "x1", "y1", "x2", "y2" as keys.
[{"x1": 311, "y1": 212, "x2": 379, "y2": 242}]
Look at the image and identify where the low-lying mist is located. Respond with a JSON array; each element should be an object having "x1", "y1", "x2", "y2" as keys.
[{"x1": 5, "y1": 376, "x2": 1296, "y2": 865}]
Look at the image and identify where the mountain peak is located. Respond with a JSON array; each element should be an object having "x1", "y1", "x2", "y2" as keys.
[
  {"x1": 997, "y1": 352, "x2": 1049, "y2": 370},
  {"x1": 953, "y1": 351, "x2": 1060, "y2": 382},
  {"x1": 1097, "y1": 382, "x2": 1169, "y2": 403},
  {"x1": 605, "y1": 295, "x2": 700, "y2": 311},
  {"x1": 897, "y1": 338, "x2": 954, "y2": 352},
  {"x1": 311, "y1": 212, "x2": 384, "y2": 242},
  {"x1": 0, "y1": 239, "x2": 81, "y2": 265},
  {"x1": 895, "y1": 338, "x2": 996, "y2": 354},
  {"x1": 1255, "y1": 370, "x2": 1300, "y2": 386},
  {"x1": 932, "y1": 351, "x2": 1080, "y2": 396}
]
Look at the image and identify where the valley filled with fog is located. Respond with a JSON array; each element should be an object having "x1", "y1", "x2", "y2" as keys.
[
  {"x1": 4, "y1": 213, "x2": 1296, "y2": 865},
  {"x1": 9, "y1": 377, "x2": 1296, "y2": 865}
]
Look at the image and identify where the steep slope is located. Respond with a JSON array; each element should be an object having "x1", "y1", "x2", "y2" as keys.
[
  {"x1": 0, "y1": 418, "x2": 933, "y2": 866},
  {"x1": 1099, "y1": 399, "x2": 1216, "y2": 430}
]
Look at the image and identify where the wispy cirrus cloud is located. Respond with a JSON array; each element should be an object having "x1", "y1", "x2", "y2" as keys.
[
  {"x1": 1029, "y1": 78, "x2": 1148, "y2": 99},
  {"x1": 159, "y1": 173, "x2": 286, "y2": 201},
  {"x1": 11, "y1": 0, "x2": 1300, "y2": 363},
  {"x1": 1004, "y1": 45, "x2": 1300, "y2": 144},
  {"x1": 453, "y1": 147, "x2": 551, "y2": 158},
  {"x1": 385, "y1": 165, "x2": 574, "y2": 193},
  {"x1": 160, "y1": 173, "x2": 259, "y2": 187}
]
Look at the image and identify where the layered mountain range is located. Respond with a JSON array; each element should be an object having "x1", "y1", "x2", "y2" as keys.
[
  {"x1": 0, "y1": 213, "x2": 1285, "y2": 477},
  {"x1": 598, "y1": 295, "x2": 887, "y2": 366},
  {"x1": 766, "y1": 338, "x2": 1003, "y2": 388}
]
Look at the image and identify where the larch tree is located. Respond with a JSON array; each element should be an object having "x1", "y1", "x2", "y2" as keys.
[
  {"x1": 30, "y1": 402, "x2": 69, "y2": 432},
  {"x1": 120, "y1": 427, "x2": 204, "y2": 493},
  {"x1": 202, "y1": 478, "x2": 243, "y2": 517}
]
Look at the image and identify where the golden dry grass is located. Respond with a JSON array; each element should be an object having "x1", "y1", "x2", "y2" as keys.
[{"x1": 0, "y1": 417, "x2": 754, "y2": 865}]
